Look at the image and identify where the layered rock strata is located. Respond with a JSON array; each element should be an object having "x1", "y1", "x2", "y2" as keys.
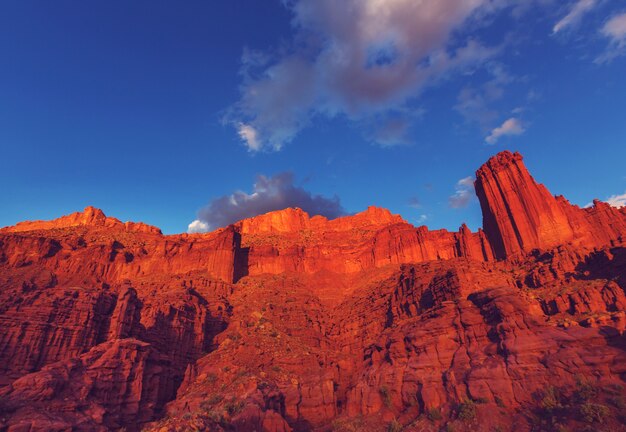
[{"x1": 0, "y1": 151, "x2": 625, "y2": 431}]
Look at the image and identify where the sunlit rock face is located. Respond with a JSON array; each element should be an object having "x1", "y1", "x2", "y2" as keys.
[{"x1": 1, "y1": 151, "x2": 625, "y2": 432}]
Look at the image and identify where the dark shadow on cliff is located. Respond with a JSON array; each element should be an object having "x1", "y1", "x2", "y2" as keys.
[{"x1": 575, "y1": 247, "x2": 626, "y2": 290}]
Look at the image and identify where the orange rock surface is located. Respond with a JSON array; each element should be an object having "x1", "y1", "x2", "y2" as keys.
[{"x1": 1, "y1": 151, "x2": 626, "y2": 432}]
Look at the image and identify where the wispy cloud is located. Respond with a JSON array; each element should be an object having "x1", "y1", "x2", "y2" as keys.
[
  {"x1": 606, "y1": 191, "x2": 626, "y2": 208},
  {"x1": 485, "y1": 117, "x2": 525, "y2": 144},
  {"x1": 596, "y1": 12, "x2": 626, "y2": 63},
  {"x1": 225, "y1": 0, "x2": 508, "y2": 151},
  {"x1": 189, "y1": 172, "x2": 346, "y2": 232},
  {"x1": 449, "y1": 176, "x2": 475, "y2": 208},
  {"x1": 408, "y1": 196, "x2": 421, "y2": 209},
  {"x1": 552, "y1": 0, "x2": 599, "y2": 33},
  {"x1": 455, "y1": 63, "x2": 514, "y2": 131}
]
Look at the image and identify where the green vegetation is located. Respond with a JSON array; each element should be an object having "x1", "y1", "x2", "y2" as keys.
[
  {"x1": 205, "y1": 410, "x2": 225, "y2": 423},
  {"x1": 427, "y1": 407, "x2": 442, "y2": 421},
  {"x1": 540, "y1": 385, "x2": 563, "y2": 413},
  {"x1": 573, "y1": 377, "x2": 598, "y2": 402},
  {"x1": 199, "y1": 393, "x2": 224, "y2": 410},
  {"x1": 205, "y1": 373, "x2": 218, "y2": 384},
  {"x1": 387, "y1": 419, "x2": 402, "y2": 432},
  {"x1": 226, "y1": 332, "x2": 241, "y2": 341},
  {"x1": 224, "y1": 399, "x2": 245, "y2": 416},
  {"x1": 530, "y1": 380, "x2": 621, "y2": 431},
  {"x1": 331, "y1": 416, "x2": 365, "y2": 432},
  {"x1": 579, "y1": 402, "x2": 609, "y2": 424},
  {"x1": 457, "y1": 399, "x2": 476, "y2": 422}
]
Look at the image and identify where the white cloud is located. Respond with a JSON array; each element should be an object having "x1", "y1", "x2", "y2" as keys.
[
  {"x1": 597, "y1": 12, "x2": 626, "y2": 62},
  {"x1": 187, "y1": 219, "x2": 210, "y2": 234},
  {"x1": 237, "y1": 123, "x2": 261, "y2": 152},
  {"x1": 606, "y1": 191, "x2": 626, "y2": 208},
  {"x1": 552, "y1": 0, "x2": 598, "y2": 33},
  {"x1": 227, "y1": 0, "x2": 508, "y2": 151},
  {"x1": 193, "y1": 172, "x2": 346, "y2": 230},
  {"x1": 485, "y1": 117, "x2": 525, "y2": 144},
  {"x1": 457, "y1": 176, "x2": 475, "y2": 188},
  {"x1": 449, "y1": 176, "x2": 476, "y2": 208},
  {"x1": 603, "y1": 12, "x2": 626, "y2": 39}
]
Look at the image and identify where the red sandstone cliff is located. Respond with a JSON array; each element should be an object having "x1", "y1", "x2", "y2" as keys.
[
  {"x1": 2, "y1": 206, "x2": 163, "y2": 235},
  {"x1": 475, "y1": 151, "x2": 626, "y2": 259},
  {"x1": 1, "y1": 151, "x2": 625, "y2": 432}
]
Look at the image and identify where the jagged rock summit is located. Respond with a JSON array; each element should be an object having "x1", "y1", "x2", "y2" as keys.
[
  {"x1": 1, "y1": 151, "x2": 625, "y2": 432},
  {"x1": 3, "y1": 205, "x2": 162, "y2": 235},
  {"x1": 475, "y1": 151, "x2": 626, "y2": 258}
]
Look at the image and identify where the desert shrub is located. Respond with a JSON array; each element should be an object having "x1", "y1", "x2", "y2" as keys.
[
  {"x1": 540, "y1": 386, "x2": 562, "y2": 413},
  {"x1": 608, "y1": 394, "x2": 625, "y2": 410},
  {"x1": 225, "y1": 399, "x2": 245, "y2": 416},
  {"x1": 205, "y1": 410, "x2": 225, "y2": 423},
  {"x1": 205, "y1": 373, "x2": 218, "y2": 384},
  {"x1": 579, "y1": 402, "x2": 609, "y2": 424},
  {"x1": 457, "y1": 399, "x2": 476, "y2": 422},
  {"x1": 387, "y1": 419, "x2": 402, "y2": 432},
  {"x1": 331, "y1": 416, "x2": 365, "y2": 432},
  {"x1": 226, "y1": 332, "x2": 241, "y2": 341},
  {"x1": 605, "y1": 382, "x2": 623, "y2": 395},
  {"x1": 427, "y1": 407, "x2": 442, "y2": 421},
  {"x1": 201, "y1": 393, "x2": 223, "y2": 408},
  {"x1": 494, "y1": 396, "x2": 505, "y2": 408},
  {"x1": 574, "y1": 377, "x2": 598, "y2": 402},
  {"x1": 182, "y1": 412, "x2": 193, "y2": 420},
  {"x1": 379, "y1": 385, "x2": 392, "y2": 408}
]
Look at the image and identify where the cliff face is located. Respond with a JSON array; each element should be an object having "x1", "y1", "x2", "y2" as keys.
[
  {"x1": 1, "y1": 151, "x2": 626, "y2": 432},
  {"x1": 475, "y1": 151, "x2": 626, "y2": 259}
]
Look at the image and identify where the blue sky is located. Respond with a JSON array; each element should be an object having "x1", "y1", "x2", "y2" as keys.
[{"x1": 1, "y1": 0, "x2": 625, "y2": 234}]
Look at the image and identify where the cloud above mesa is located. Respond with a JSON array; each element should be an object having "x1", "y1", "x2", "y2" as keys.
[
  {"x1": 449, "y1": 176, "x2": 476, "y2": 209},
  {"x1": 606, "y1": 191, "x2": 626, "y2": 208},
  {"x1": 188, "y1": 173, "x2": 346, "y2": 233},
  {"x1": 485, "y1": 117, "x2": 525, "y2": 144},
  {"x1": 225, "y1": 0, "x2": 515, "y2": 152}
]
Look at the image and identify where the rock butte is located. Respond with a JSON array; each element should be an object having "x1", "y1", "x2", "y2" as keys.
[{"x1": 0, "y1": 151, "x2": 625, "y2": 432}]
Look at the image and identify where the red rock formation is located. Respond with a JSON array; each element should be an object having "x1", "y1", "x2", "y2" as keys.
[
  {"x1": 1, "y1": 151, "x2": 626, "y2": 432},
  {"x1": 2, "y1": 206, "x2": 163, "y2": 235},
  {"x1": 476, "y1": 151, "x2": 626, "y2": 259},
  {"x1": 0, "y1": 338, "x2": 173, "y2": 431},
  {"x1": 475, "y1": 151, "x2": 576, "y2": 258}
]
